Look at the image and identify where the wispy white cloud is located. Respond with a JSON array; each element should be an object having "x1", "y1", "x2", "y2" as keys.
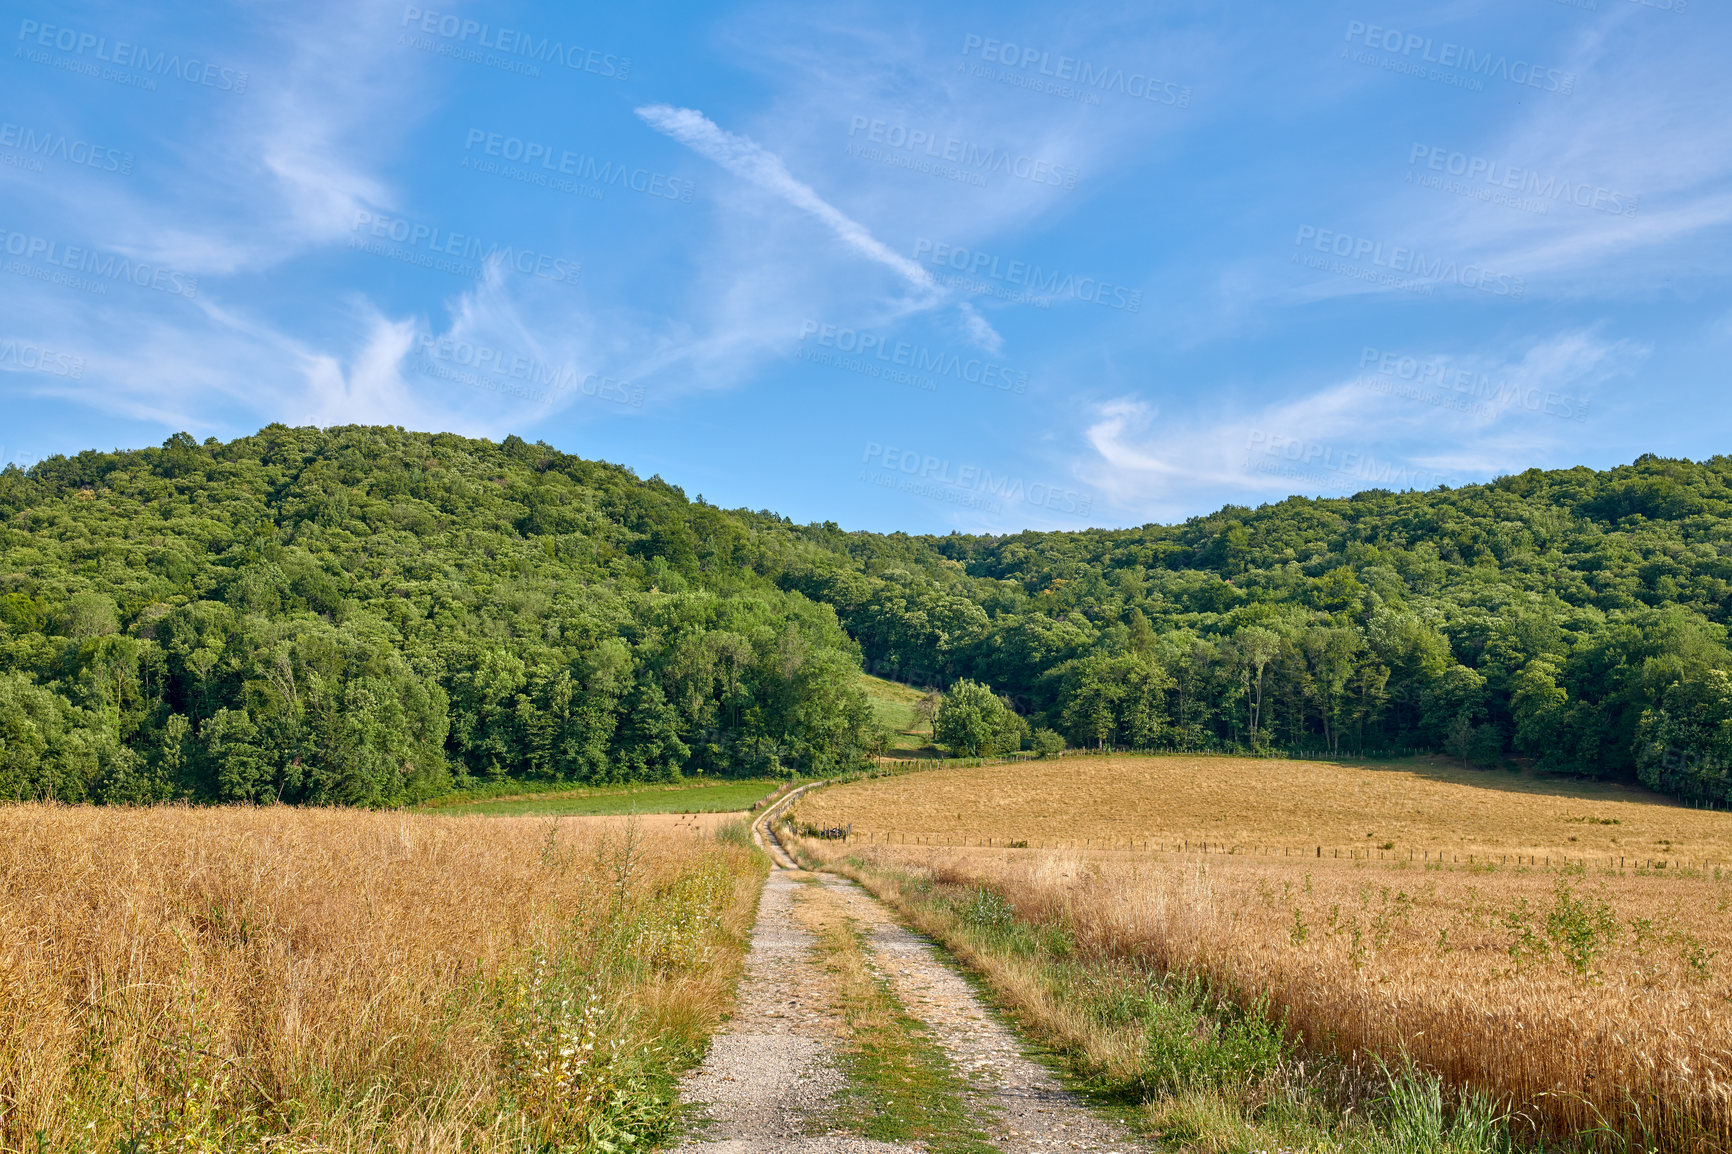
[
  {"x1": 638, "y1": 104, "x2": 939, "y2": 294},
  {"x1": 0, "y1": 0, "x2": 455, "y2": 438},
  {"x1": 52, "y1": 1, "x2": 416, "y2": 277},
  {"x1": 636, "y1": 102, "x2": 1005, "y2": 351},
  {"x1": 958, "y1": 302, "x2": 1004, "y2": 356},
  {"x1": 1385, "y1": 13, "x2": 1732, "y2": 296},
  {"x1": 1079, "y1": 330, "x2": 1644, "y2": 519},
  {"x1": 300, "y1": 315, "x2": 421, "y2": 427}
]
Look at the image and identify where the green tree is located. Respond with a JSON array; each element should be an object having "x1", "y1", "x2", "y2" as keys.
[
  {"x1": 1126, "y1": 607, "x2": 1155, "y2": 655},
  {"x1": 612, "y1": 677, "x2": 688, "y2": 782},
  {"x1": 1635, "y1": 668, "x2": 1732, "y2": 804},
  {"x1": 1511, "y1": 660, "x2": 1571, "y2": 769},
  {"x1": 1301, "y1": 627, "x2": 1362, "y2": 752},
  {"x1": 1232, "y1": 626, "x2": 1281, "y2": 747},
  {"x1": 934, "y1": 679, "x2": 1025, "y2": 756}
]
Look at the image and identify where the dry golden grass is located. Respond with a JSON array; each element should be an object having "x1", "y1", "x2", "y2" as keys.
[
  {"x1": 0, "y1": 804, "x2": 763, "y2": 1153},
  {"x1": 799, "y1": 754, "x2": 1732, "y2": 865},
  {"x1": 795, "y1": 756, "x2": 1732, "y2": 1149},
  {"x1": 811, "y1": 841, "x2": 1732, "y2": 1151},
  {"x1": 521, "y1": 810, "x2": 741, "y2": 836}
]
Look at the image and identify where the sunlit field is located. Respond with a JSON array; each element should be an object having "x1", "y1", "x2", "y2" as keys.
[
  {"x1": 0, "y1": 805, "x2": 763, "y2": 1153},
  {"x1": 426, "y1": 776, "x2": 782, "y2": 817},
  {"x1": 797, "y1": 753, "x2": 1732, "y2": 864},
  {"x1": 789, "y1": 756, "x2": 1732, "y2": 1150}
]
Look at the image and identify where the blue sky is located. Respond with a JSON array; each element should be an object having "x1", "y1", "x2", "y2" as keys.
[{"x1": 1, "y1": 0, "x2": 1728, "y2": 533}]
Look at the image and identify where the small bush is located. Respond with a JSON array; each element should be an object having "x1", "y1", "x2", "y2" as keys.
[
  {"x1": 1544, "y1": 880, "x2": 1618, "y2": 976},
  {"x1": 714, "y1": 817, "x2": 754, "y2": 848},
  {"x1": 956, "y1": 886, "x2": 1017, "y2": 934},
  {"x1": 1136, "y1": 976, "x2": 1289, "y2": 1096},
  {"x1": 1031, "y1": 729, "x2": 1066, "y2": 758}
]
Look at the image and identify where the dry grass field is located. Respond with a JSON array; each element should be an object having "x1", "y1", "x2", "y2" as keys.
[
  {"x1": 513, "y1": 810, "x2": 742, "y2": 836},
  {"x1": 790, "y1": 755, "x2": 1732, "y2": 1151},
  {"x1": 0, "y1": 805, "x2": 763, "y2": 1153},
  {"x1": 831, "y1": 845, "x2": 1732, "y2": 1149},
  {"x1": 797, "y1": 753, "x2": 1732, "y2": 864}
]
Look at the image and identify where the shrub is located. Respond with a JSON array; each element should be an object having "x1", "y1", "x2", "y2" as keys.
[{"x1": 1031, "y1": 728, "x2": 1066, "y2": 758}]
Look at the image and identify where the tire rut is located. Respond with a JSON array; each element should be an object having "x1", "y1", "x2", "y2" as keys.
[
  {"x1": 816, "y1": 875, "x2": 1144, "y2": 1154},
  {"x1": 670, "y1": 866, "x2": 904, "y2": 1154}
]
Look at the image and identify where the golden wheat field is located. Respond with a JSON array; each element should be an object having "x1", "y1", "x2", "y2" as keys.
[
  {"x1": 0, "y1": 805, "x2": 763, "y2": 1154},
  {"x1": 827, "y1": 844, "x2": 1732, "y2": 1150},
  {"x1": 793, "y1": 755, "x2": 1732, "y2": 1151},
  {"x1": 800, "y1": 754, "x2": 1732, "y2": 864}
]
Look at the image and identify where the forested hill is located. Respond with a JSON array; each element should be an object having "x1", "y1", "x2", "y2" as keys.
[
  {"x1": 0, "y1": 425, "x2": 875, "y2": 804},
  {"x1": 2, "y1": 426, "x2": 1730, "y2": 807},
  {"x1": 790, "y1": 453, "x2": 1732, "y2": 805}
]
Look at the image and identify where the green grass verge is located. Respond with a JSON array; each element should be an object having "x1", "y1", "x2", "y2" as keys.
[{"x1": 436, "y1": 778, "x2": 783, "y2": 817}]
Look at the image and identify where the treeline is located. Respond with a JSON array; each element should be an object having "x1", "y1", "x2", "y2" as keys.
[
  {"x1": 777, "y1": 456, "x2": 1732, "y2": 804},
  {"x1": 0, "y1": 426, "x2": 872, "y2": 805},
  {"x1": 2, "y1": 428, "x2": 1730, "y2": 806}
]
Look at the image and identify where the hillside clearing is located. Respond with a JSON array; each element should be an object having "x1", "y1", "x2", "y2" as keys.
[{"x1": 860, "y1": 672, "x2": 936, "y2": 754}]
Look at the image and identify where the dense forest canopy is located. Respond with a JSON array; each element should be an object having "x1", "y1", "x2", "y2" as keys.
[{"x1": 1, "y1": 425, "x2": 1729, "y2": 806}]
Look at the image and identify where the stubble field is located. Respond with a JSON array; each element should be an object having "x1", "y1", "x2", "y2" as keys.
[{"x1": 796, "y1": 753, "x2": 1732, "y2": 864}]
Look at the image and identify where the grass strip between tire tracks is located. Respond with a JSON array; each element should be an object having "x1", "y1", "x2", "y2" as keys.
[{"x1": 791, "y1": 875, "x2": 1000, "y2": 1154}]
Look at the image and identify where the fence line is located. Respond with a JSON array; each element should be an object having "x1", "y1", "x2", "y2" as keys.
[
  {"x1": 876, "y1": 745, "x2": 1433, "y2": 771},
  {"x1": 867, "y1": 747, "x2": 1729, "y2": 812},
  {"x1": 824, "y1": 830, "x2": 1720, "y2": 873}
]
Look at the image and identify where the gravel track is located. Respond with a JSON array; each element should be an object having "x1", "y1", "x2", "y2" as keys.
[
  {"x1": 817, "y1": 875, "x2": 1141, "y2": 1154},
  {"x1": 670, "y1": 866, "x2": 902, "y2": 1154},
  {"x1": 672, "y1": 788, "x2": 1144, "y2": 1153}
]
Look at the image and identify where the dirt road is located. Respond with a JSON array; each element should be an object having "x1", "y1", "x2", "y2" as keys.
[{"x1": 671, "y1": 787, "x2": 1142, "y2": 1153}]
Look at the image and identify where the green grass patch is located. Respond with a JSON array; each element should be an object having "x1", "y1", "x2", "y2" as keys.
[
  {"x1": 859, "y1": 672, "x2": 937, "y2": 754},
  {"x1": 437, "y1": 778, "x2": 782, "y2": 817}
]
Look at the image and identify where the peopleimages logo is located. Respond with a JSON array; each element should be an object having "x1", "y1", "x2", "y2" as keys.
[
  {"x1": 0, "y1": 338, "x2": 83, "y2": 378},
  {"x1": 861, "y1": 442, "x2": 1093, "y2": 515},
  {"x1": 1343, "y1": 21, "x2": 1574, "y2": 95},
  {"x1": 0, "y1": 121, "x2": 132, "y2": 174},
  {"x1": 0, "y1": 228, "x2": 198, "y2": 297},
  {"x1": 1406, "y1": 144, "x2": 1636, "y2": 217},
  {"x1": 462, "y1": 129, "x2": 694, "y2": 202},
  {"x1": 414, "y1": 334, "x2": 642, "y2": 407},
  {"x1": 1293, "y1": 225, "x2": 1524, "y2": 299},
  {"x1": 1246, "y1": 430, "x2": 1454, "y2": 491},
  {"x1": 911, "y1": 239, "x2": 1141, "y2": 312},
  {"x1": 399, "y1": 7, "x2": 629, "y2": 79},
  {"x1": 960, "y1": 35, "x2": 1191, "y2": 107},
  {"x1": 349, "y1": 211, "x2": 582, "y2": 287},
  {"x1": 800, "y1": 321, "x2": 1027, "y2": 394},
  {"x1": 845, "y1": 118, "x2": 1078, "y2": 189},
  {"x1": 1359, "y1": 346, "x2": 1590, "y2": 422},
  {"x1": 15, "y1": 19, "x2": 248, "y2": 93}
]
